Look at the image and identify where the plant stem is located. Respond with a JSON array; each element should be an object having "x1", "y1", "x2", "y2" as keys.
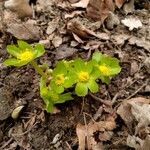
[{"x1": 30, "y1": 60, "x2": 47, "y2": 79}]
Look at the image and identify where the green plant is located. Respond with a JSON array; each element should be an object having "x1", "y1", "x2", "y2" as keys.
[{"x1": 4, "y1": 41, "x2": 121, "y2": 113}]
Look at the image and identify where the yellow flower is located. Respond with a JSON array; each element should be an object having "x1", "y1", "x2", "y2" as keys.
[
  {"x1": 99, "y1": 65, "x2": 110, "y2": 76},
  {"x1": 55, "y1": 74, "x2": 65, "y2": 86},
  {"x1": 78, "y1": 71, "x2": 89, "y2": 82},
  {"x1": 18, "y1": 50, "x2": 34, "y2": 61}
]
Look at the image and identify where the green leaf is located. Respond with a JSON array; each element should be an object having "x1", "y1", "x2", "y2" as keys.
[
  {"x1": 17, "y1": 40, "x2": 32, "y2": 50},
  {"x1": 85, "y1": 60, "x2": 94, "y2": 74},
  {"x1": 92, "y1": 52, "x2": 103, "y2": 62},
  {"x1": 7, "y1": 45, "x2": 21, "y2": 57},
  {"x1": 34, "y1": 44, "x2": 45, "y2": 57},
  {"x1": 3, "y1": 58, "x2": 26, "y2": 67},
  {"x1": 75, "y1": 82, "x2": 88, "y2": 96},
  {"x1": 100, "y1": 76, "x2": 111, "y2": 84},
  {"x1": 54, "y1": 93, "x2": 73, "y2": 104},
  {"x1": 45, "y1": 101, "x2": 54, "y2": 113},
  {"x1": 88, "y1": 79, "x2": 99, "y2": 93},
  {"x1": 53, "y1": 61, "x2": 67, "y2": 75},
  {"x1": 73, "y1": 59, "x2": 85, "y2": 72},
  {"x1": 50, "y1": 80, "x2": 64, "y2": 94},
  {"x1": 64, "y1": 77, "x2": 76, "y2": 88}
]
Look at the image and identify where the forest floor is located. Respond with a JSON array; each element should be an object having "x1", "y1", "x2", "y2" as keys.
[{"x1": 0, "y1": 0, "x2": 150, "y2": 149}]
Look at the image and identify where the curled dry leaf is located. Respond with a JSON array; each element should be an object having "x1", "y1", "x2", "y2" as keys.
[
  {"x1": 67, "y1": 20, "x2": 93, "y2": 38},
  {"x1": 117, "y1": 97, "x2": 150, "y2": 133},
  {"x1": 4, "y1": 0, "x2": 32, "y2": 18},
  {"x1": 86, "y1": 0, "x2": 115, "y2": 22},
  {"x1": 71, "y1": 0, "x2": 90, "y2": 8},
  {"x1": 76, "y1": 117, "x2": 116, "y2": 150},
  {"x1": 121, "y1": 17, "x2": 142, "y2": 31}
]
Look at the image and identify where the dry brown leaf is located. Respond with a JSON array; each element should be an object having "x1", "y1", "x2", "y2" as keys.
[
  {"x1": 76, "y1": 118, "x2": 116, "y2": 149},
  {"x1": 115, "y1": 0, "x2": 126, "y2": 8},
  {"x1": 71, "y1": 0, "x2": 90, "y2": 8},
  {"x1": 86, "y1": 0, "x2": 115, "y2": 22},
  {"x1": 55, "y1": 44, "x2": 77, "y2": 60},
  {"x1": 52, "y1": 35, "x2": 62, "y2": 48},
  {"x1": 76, "y1": 124, "x2": 86, "y2": 150},
  {"x1": 4, "y1": 0, "x2": 32, "y2": 18},
  {"x1": 117, "y1": 97, "x2": 150, "y2": 131},
  {"x1": 128, "y1": 36, "x2": 150, "y2": 51},
  {"x1": 130, "y1": 102, "x2": 150, "y2": 133},
  {"x1": 67, "y1": 20, "x2": 106, "y2": 40},
  {"x1": 7, "y1": 22, "x2": 40, "y2": 41}
]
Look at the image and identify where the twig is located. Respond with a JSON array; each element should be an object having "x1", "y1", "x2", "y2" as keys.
[
  {"x1": 89, "y1": 93, "x2": 112, "y2": 106},
  {"x1": 0, "y1": 138, "x2": 13, "y2": 149},
  {"x1": 125, "y1": 80, "x2": 148, "y2": 100}
]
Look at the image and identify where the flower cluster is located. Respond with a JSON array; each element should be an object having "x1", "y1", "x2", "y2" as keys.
[
  {"x1": 40, "y1": 52, "x2": 121, "y2": 112},
  {"x1": 4, "y1": 41, "x2": 121, "y2": 112}
]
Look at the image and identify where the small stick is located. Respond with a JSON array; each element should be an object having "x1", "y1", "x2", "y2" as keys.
[
  {"x1": 89, "y1": 93, "x2": 112, "y2": 106},
  {"x1": 125, "y1": 80, "x2": 148, "y2": 100}
]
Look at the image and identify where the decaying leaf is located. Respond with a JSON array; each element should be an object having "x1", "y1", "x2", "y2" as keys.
[
  {"x1": 76, "y1": 117, "x2": 116, "y2": 149},
  {"x1": 117, "y1": 97, "x2": 150, "y2": 133},
  {"x1": 121, "y1": 17, "x2": 142, "y2": 31},
  {"x1": 52, "y1": 35, "x2": 63, "y2": 48},
  {"x1": 4, "y1": 0, "x2": 32, "y2": 18},
  {"x1": 7, "y1": 22, "x2": 40, "y2": 41},
  {"x1": 55, "y1": 44, "x2": 77, "y2": 60},
  {"x1": 126, "y1": 135, "x2": 150, "y2": 150},
  {"x1": 86, "y1": 0, "x2": 115, "y2": 22},
  {"x1": 111, "y1": 33, "x2": 130, "y2": 45},
  {"x1": 71, "y1": 0, "x2": 90, "y2": 8},
  {"x1": 67, "y1": 20, "x2": 98, "y2": 39},
  {"x1": 115, "y1": 0, "x2": 126, "y2": 8},
  {"x1": 129, "y1": 36, "x2": 150, "y2": 51},
  {"x1": 130, "y1": 102, "x2": 150, "y2": 133}
]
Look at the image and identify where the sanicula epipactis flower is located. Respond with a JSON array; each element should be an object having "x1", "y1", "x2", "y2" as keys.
[
  {"x1": 69, "y1": 59, "x2": 99, "y2": 96},
  {"x1": 92, "y1": 52, "x2": 121, "y2": 84},
  {"x1": 4, "y1": 40, "x2": 45, "y2": 67}
]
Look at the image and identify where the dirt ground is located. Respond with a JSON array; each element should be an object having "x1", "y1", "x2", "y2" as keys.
[{"x1": 0, "y1": 0, "x2": 150, "y2": 149}]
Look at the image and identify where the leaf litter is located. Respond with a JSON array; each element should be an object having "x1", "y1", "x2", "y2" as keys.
[{"x1": 0, "y1": 0, "x2": 150, "y2": 149}]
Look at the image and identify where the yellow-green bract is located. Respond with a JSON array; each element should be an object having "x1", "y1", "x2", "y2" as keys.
[{"x1": 4, "y1": 40, "x2": 45, "y2": 67}]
